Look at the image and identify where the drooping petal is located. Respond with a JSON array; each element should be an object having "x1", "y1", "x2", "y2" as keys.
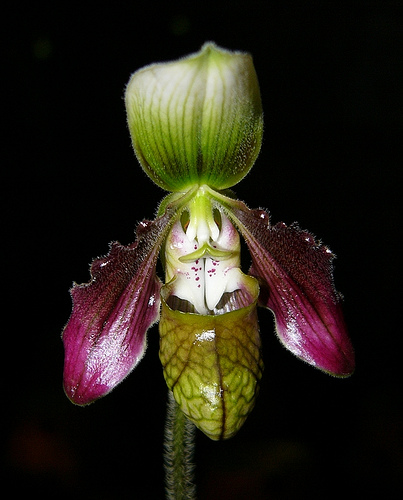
[
  {"x1": 226, "y1": 199, "x2": 355, "y2": 377},
  {"x1": 62, "y1": 208, "x2": 175, "y2": 405}
]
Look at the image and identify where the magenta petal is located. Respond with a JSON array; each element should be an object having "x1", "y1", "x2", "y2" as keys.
[
  {"x1": 62, "y1": 211, "x2": 173, "y2": 405},
  {"x1": 230, "y1": 202, "x2": 354, "y2": 376}
]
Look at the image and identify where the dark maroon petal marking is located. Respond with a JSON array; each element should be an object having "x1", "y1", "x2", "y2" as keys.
[
  {"x1": 228, "y1": 201, "x2": 354, "y2": 376},
  {"x1": 62, "y1": 210, "x2": 174, "y2": 405}
]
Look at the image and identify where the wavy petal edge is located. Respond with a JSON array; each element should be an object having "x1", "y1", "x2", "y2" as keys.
[
  {"x1": 219, "y1": 195, "x2": 355, "y2": 377},
  {"x1": 62, "y1": 206, "x2": 177, "y2": 405}
]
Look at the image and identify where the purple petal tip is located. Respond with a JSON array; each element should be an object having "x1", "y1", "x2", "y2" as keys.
[
  {"x1": 62, "y1": 210, "x2": 174, "y2": 405},
  {"x1": 230, "y1": 202, "x2": 355, "y2": 377}
]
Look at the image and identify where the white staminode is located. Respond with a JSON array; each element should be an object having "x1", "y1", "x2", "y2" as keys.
[{"x1": 165, "y1": 202, "x2": 243, "y2": 315}]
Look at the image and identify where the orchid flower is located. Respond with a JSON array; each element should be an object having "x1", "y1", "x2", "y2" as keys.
[{"x1": 62, "y1": 43, "x2": 354, "y2": 441}]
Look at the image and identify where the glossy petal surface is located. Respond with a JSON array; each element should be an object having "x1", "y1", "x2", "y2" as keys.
[
  {"x1": 63, "y1": 210, "x2": 174, "y2": 405},
  {"x1": 227, "y1": 200, "x2": 355, "y2": 376}
]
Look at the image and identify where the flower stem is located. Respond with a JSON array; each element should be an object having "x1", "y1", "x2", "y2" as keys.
[{"x1": 164, "y1": 391, "x2": 196, "y2": 499}]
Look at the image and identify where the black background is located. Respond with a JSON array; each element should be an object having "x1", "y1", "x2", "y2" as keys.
[{"x1": 3, "y1": 1, "x2": 402, "y2": 498}]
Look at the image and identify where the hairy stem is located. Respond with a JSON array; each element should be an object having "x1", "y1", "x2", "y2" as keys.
[{"x1": 164, "y1": 391, "x2": 196, "y2": 499}]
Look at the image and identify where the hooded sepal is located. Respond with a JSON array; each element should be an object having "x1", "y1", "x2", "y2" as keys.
[
  {"x1": 125, "y1": 43, "x2": 263, "y2": 191},
  {"x1": 62, "y1": 208, "x2": 175, "y2": 405},
  {"x1": 159, "y1": 274, "x2": 263, "y2": 440},
  {"x1": 226, "y1": 199, "x2": 355, "y2": 377}
]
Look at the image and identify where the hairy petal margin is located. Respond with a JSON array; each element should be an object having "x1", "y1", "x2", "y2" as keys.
[
  {"x1": 62, "y1": 209, "x2": 174, "y2": 405},
  {"x1": 227, "y1": 200, "x2": 355, "y2": 376}
]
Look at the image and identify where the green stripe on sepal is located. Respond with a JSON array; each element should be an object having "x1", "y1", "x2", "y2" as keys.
[
  {"x1": 159, "y1": 275, "x2": 263, "y2": 440},
  {"x1": 125, "y1": 43, "x2": 263, "y2": 192}
]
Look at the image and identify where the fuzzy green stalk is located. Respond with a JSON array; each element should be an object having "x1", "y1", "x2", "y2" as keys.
[{"x1": 164, "y1": 391, "x2": 197, "y2": 499}]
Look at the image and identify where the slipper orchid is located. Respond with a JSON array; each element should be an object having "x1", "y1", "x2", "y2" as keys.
[{"x1": 62, "y1": 43, "x2": 354, "y2": 440}]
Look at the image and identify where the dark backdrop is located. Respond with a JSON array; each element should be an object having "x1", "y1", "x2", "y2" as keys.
[{"x1": 3, "y1": 1, "x2": 401, "y2": 498}]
